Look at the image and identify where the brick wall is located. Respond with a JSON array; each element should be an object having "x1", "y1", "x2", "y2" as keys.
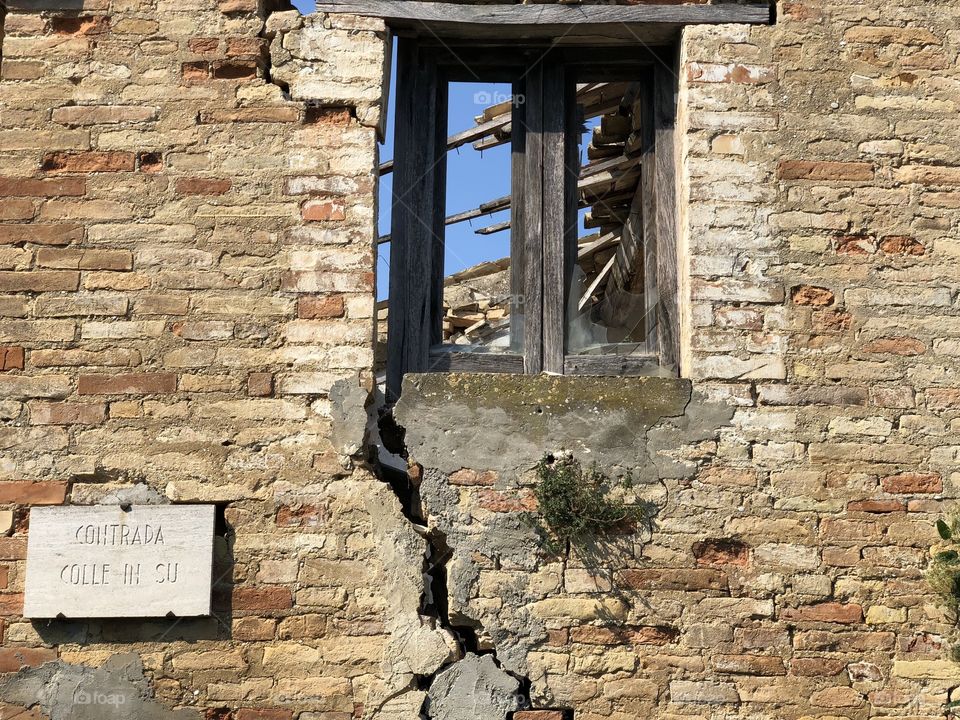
[{"x1": 2, "y1": 0, "x2": 960, "y2": 718}]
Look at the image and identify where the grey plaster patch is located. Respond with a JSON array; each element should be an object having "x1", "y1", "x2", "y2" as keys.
[
  {"x1": 395, "y1": 373, "x2": 693, "y2": 477},
  {"x1": 330, "y1": 377, "x2": 373, "y2": 457},
  {"x1": 426, "y1": 653, "x2": 522, "y2": 720},
  {"x1": 0, "y1": 653, "x2": 197, "y2": 720}
]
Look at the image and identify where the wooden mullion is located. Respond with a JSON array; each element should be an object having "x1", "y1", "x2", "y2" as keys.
[
  {"x1": 429, "y1": 72, "x2": 449, "y2": 349},
  {"x1": 521, "y1": 62, "x2": 544, "y2": 375},
  {"x1": 653, "y1": 53, "x2": 680, "y2": 375},
  {"x1": 640, "y1": 75, "x2": 659, "y2": 355},
  {"x1": 510, "y1": 77, "x2": 526, "y2": 355},
  {"x1": 428, "y1": 351, "x2": 525, "y2": 374},
  {"x1": 541, "y1": 60, "x2": 567, "y2": 375},
  {"x1": 386, "y1": 40, "x2": 443, "y2": 401}
]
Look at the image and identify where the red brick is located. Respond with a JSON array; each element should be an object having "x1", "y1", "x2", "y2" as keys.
[
  {"x1": 0, "y1": 481, "x2": 68, "y2": 505},
  {"x1": 0, "y1": 271, "x2": 79, "y2": 292},
  {"x1": 0, "y1": 567, "x2": 8, "y2": 590},
  {"x1": 847, "y1": 499, "x2": 905, "y2": 513},
  {"x1": 0, "y1": 648, "x2": 57, "y2": 673},
  {"x1": 302, "y1": 199, "x2": 346, "y2": 222},
  {"x1": 514, "y1": 713, "x2": 565, "y2": 720},
  {"x1": 235, "y1": 710, "x2": 293, "y2": 720},
  {"x1": 619, "y1": 568, "x2": 728, "y2": 591},
  {"x1": 778, "y1": 160, "x2": 874, "y2": 181},
  {"x1": 232, "y1": 587, "x2": 293, "y2": 611},
  {"x1": 790, "y1": 657, "x2": 848, "y2": 676},
  {"x1": 175, "y1": 178, "x2": 232, "y2": 195},
  {"x1": 0, "y1": 200, "x2": 35, "y2": 221},
  {"x1": 225, "y1": 37, "x2": 268, "y2": 57},
  {"x1": 781, "y1": 602, "x2": 863, "y2": 624},
  {"x1": 693, "y1": 538, "x2": 751, "y2": 566},
  {"x1": 78, "y1": 373, "x2": 177, "y2": 395},
  {"x1": 570, "y1": 626, "x2": 624, "y2": 645},
  {"x1": 0, "y1": 177, "x2": 86, "y2": 197},
  {"x1": 182, "y1": 62, "x2": 210, "y2": 82},
  {"x1": 813, "y1": 310, "x2": 852, "y2": 332},
  {"x1": 449, "y1": 469, "x2": 497, "y2": 486},
  {"x1": 880, "y1": 472, "x2": 942, "y2": 494},
  {"x1": 475, "y1": 489, "x2": 537, "y2": 513},
  {"x1": 188, "y1": 37, "x2": 220, "y2": 54},
  {"x1": 861, "y1": 337, "x2": 926, "y2": 356},
  {"x1": 49, "y1": 15, "x2": 109, "y2": 35},
  {"x1": 879, "y1": 235, "x2": 925, "y2": 255},
  {"x1": 305, "y1": 107, "x2": 353, "y2": 125},
  {"x1": 0, "y1": 224, "x2": 83, "y2": 246},
  {"x1": 792, "y1": 285, "x2": 835, "y2": 306},
  {"x1": 248, "y1": 373, "x2": 273, "y2": 397},
  {"x1": 42, "y1": 152, "x2": 135, "y2": 173},
  {"x1": 834, "y1": 234, "x2": 876, "y2": 255},
  {"x1": 29, "y1": 402, "x2": 106, "y2": 425},
  {"x1": 0, "y1": 593, "x2": 23, "y2": 615},
  {"x1": 0, "y1": 347, "x2": 24, "y2": 371},
  {"x1": 298, "y1": 295, "x2": 345, "y2": 319}
]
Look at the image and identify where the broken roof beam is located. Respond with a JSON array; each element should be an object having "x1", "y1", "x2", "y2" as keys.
[{"x1": 312, "y1": 0, "x2": 773, "y2": 40}]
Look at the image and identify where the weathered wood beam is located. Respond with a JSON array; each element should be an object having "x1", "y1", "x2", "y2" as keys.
[{"x1": 312, "y1": 0, "x2": 772, "y2": 34}]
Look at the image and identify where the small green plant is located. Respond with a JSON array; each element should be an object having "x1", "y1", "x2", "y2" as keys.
[
  {"x1": 926, "y1": 517, "x2": 960, "y2": 681},
  {"x1": 523, "y1": 453, "x2": 650, "y2": 554}
]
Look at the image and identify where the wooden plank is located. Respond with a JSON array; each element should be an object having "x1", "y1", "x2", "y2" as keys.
[
  {"x1": 428, "y1": 350, "x2": 525, "y2": 374},
  {"x1": 510, "y1": 77, "x2": 526, "y2": 355},
  {"x1": 541, "y1": 61, "x2": 568, "y2": 376},
  {"x1": 640, "y1": 77, "x2": 660, "y2": 354},
  {"x1": 521, "y1": 65, "x2": 544, "y2": 374},
  {"x1": 563, "y1": 354, "x2": 661, "y2": 376},
  {"x1": 654, "y1": 54, "x2": 680, "y2": 375},
  {"x1": 578, "y1": 252, "x2": 616, "y2": 312},
  {"x1": 386, "y1": 40, "x2": 442, "y2": 402},
  {"x1": 313, "y1": 0, "x2": 772, "y2": 34},
  {"x1": 430, "y1": 77, "x2": 449, "y2": 349}
]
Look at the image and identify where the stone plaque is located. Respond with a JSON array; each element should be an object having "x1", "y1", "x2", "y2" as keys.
[{"x1": 24, "y1": 505, "x2": 215, "y2": 619}]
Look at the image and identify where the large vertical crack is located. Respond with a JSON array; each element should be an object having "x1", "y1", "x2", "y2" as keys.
[{"x1": 370, "y1": 403, "x2": 533, "y2": 719}]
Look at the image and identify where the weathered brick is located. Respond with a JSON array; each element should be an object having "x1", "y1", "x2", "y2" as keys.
[
  {"x1": 302, "y1": 200, "x2": 346, "y2": 222},
  {"x1": 475, "y1": 489, "x2": 537, "y2": 513},
  {"x1": 0, "y1": 648, "x2": 58, "y2": 673},
  {"x1": 448, "y1": 469, "x2": 497, "y2": 486},
  {"x1": 199, "y1": 108, "x2": 300, "y2": 124},
  {"x1": 791, "y1": 285, "x2": 834, "y2": 306},
  {"x1": 620, "y1": 568, "x2": 727, "y2": 591},
  {"x1": 778, "y1": 160, "x2": 874, "y2": 182},
  {"x1": 234, "y1": 710, "x2": 293, "y2": 720},
  {"x1": 861, "y1": 337, "x2": 926, "y2": 356},
  {"x1": 175, "y1": 178, "x2": 232, "y2": 195},
  {"x1": 232, "y1": 587, "x2": 293, "y2": 611},
  {"x1": 0, "y1": 481, "x2": 68, "y2": 505},
  {"x1": 48, "y1": 15, "x2": 110, "y2": 35},
  {"x1": 42, "y1": 152, "x2": 136, "y2": 173},
  {"x1": 781, "y1": 603, "x2": 863, "y2": 624},
  {"x1": 847, "y1": 499, "x2": 905, "y2": 513},
  {"x1": 0, "y1": 177, "x2": 86, "y2": 198},
  {"x1": 35, "y1": 248, "x2": 132, "y2": 270},
  {"x1": 0, "y1": 225, "x2": 83, "y2": 246},
  {"x1": 790, "y1": 657, "x2": 848, "y2": 676},
  {"x1": 879, "y1": 235, "x2": 924, "y2": 255},
  {"x1": 298, "y1": 295, "x2": 345, "y2": 319},
  {"x1": 880, "y1": 473, "x2": 942, "y2": 494},
  {"x1": 0, "y1": 200, "x2": 35, "y2": 221},
  {"x1": 0, "y1": 348, "x2": 25, "y2": 372},
  {"x1": 51, "y1": 105, "x2": 158, "y2": 125},
  {"x1": 248, "y1": 372, "x2": 273, "y2": 397},
  {"x1": 514, "y1": 713, "x2": 565, "y2": 720},
  {"x1": 29, "y1": 402, "x2": 106, "y2": 425},
  {"x1": 77, "y1": 373, "x2": 177, "y2": 395}
]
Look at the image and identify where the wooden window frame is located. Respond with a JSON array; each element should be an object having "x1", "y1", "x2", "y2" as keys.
[{"x1": 386, "y1": 41, "x2": 680, "y2": 401}]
